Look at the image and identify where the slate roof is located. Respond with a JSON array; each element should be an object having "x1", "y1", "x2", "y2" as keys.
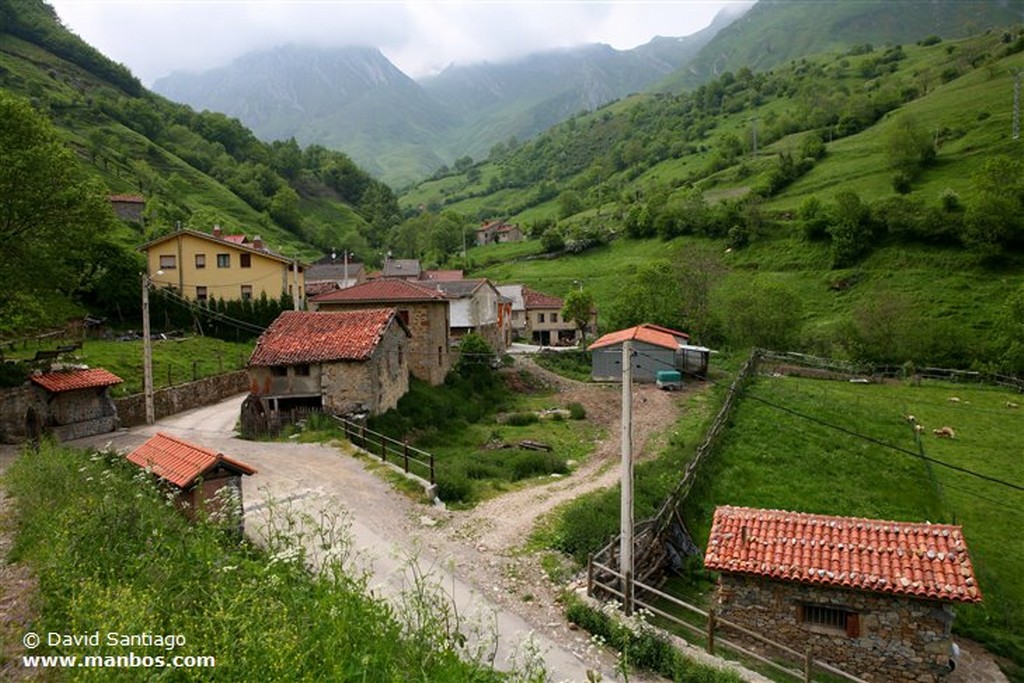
[
  {"x1": 587, "y1": 323, "x2": 690, "y2": 351},
  {"x1": 703, "y1": 506, "x2": 982, "y2": 604},
  {"x1": 383, "y1": 259, "x2": 421, "y2": 278},
  {"x1": 522, "y1": 287, "x2": 563, "y2": 310},
  {"x1": 127, "y1": 432, "x2": 256, "y2": 488},
  {"x1": 248, "y1": 309, "x2": 406, "y2": 367},
  {"x1": 31, "y1": 368, "x2": 123, "y2": 393},
  {"x1": 310, "y1": 278, "x2": 448, "y2": 304},
  {"x1": 426, "y1": 278, "x2": 487, "y2": 298}
]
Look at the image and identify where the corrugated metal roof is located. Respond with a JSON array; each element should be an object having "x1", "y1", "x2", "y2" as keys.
[
  {"x1": 587, "y1": 323, "x2": 690, "y2": 351},
  {"x1": 704, "y1": 506, "x2": 982, "y2": 603}
]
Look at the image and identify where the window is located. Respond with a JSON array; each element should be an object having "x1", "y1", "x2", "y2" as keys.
[
  {"x1": 398, "y1": 309, "x2": 410, "y2": 326},
  {"x1": 800, "y1": 605, "x2": 859, "y2": 636},
  {"x1": 551, "y1": 312, "x2": 559, "y2": 323},
  {"x1": 196, "y1": 286, "x2": 208, "y2": 301},
  {"x1": 538, "y1": 313, "x2": 545, "y2": 323},
  {"x1": 217, "y1": 253, "x2": 230, "y2": 268},
  {"x1": 240, "y1": 253, "x2": 252, "y2": 268},
  {"x1": 271, "y1": 366, "x2": 287, "y2": 377},
  {"x1": 294, "y1": 364, "x2": 310, "y2": 376},
  {"x1": 240, "y1": 285, "x2": 253, "y2": 300},
  {"x1": 159, "y1": 255, "x2": 176, "y2": 270},
  {"x1": 195, "y1": 254, "x2": 206, "y2": 269}
]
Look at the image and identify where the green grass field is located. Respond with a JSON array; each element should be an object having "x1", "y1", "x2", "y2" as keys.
[
  {"x1": 680, "y1": 373, "x2": 1024, "y2": 679},
  {"x1": 8, "y1": 336, "x2": 255, "y2": 397}
]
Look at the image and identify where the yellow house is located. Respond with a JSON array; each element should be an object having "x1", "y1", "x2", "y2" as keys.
[{"x1": 140, "y1": 226, "x2": 306, "y2": 306}]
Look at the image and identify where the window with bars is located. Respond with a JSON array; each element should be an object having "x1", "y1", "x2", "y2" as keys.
[{"x1": 799, "y1": 604, "x2": 860, "y2": 637}]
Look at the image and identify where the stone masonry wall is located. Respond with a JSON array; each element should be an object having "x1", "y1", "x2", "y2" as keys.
[
  {"x1": 115, "y1": 371, "x2": 249, "y2": 427},
  {"x1": 715, "y1": 574, "x2": 955, "y2": 682}
]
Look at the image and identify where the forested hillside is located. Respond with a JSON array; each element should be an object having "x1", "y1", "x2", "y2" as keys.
[
  {"x1": 0, "y1": 0, "x2": 401, "y2": 334},
  {"x1": 402, "y1": 25, "x2": 1024, "y2": 373}
]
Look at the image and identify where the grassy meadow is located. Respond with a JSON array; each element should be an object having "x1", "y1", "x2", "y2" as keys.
[{"x1": 677, "y1": 373, "x2": 1024, "y2": 679}]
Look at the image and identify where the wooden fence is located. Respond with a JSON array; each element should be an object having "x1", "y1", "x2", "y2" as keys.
[
  {"x1": 332, "y1": 416, "x2": 435, "y2": 485},
  {"x1": 587, "y1": 558, "x2": 866, "y2": 683}
]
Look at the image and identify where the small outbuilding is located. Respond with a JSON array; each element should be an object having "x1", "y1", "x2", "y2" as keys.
[
  {"x1": 26, "y1": 367, "x2": 123, "y2": 441},
  {"x1": 588, "y1": 323, "x2": 709, "y2": 382},
  {"x1": 704, "y1": 505, "x2": 982, "y2": 682},
  {"x1": 127, "y1": 432, "x2": 256, "y2": 527}
]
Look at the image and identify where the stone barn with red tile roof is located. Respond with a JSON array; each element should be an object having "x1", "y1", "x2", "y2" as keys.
[
  {"x1": 9, "y1": 368, "x2": 124, "y2": 444},
  {"x1": 127, "y1": 432, "x2": 256, "y2": 526},
  {"x1": 703, "y1": 505, "x2": 982, "y2": 681},
  {"x1": 310, "y1": 279, "x2": 451, "y2": 385},
  {"x1": 246, "y1": 309, "x2": 411, "y2": 425}
]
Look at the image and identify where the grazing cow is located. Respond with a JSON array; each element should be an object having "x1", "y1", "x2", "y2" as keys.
[
  {"x1": 1007, "y1": 401, "x2": 1020, "y2": 409},
  {"x1": 948, "y1": 397, "x2": 961, "y2": 404},
  {"x1": 933, "y1": 426, "x2": 956, "y2": 439}
]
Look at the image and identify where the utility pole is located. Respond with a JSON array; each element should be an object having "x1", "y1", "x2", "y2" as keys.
[
  {"x1": 292, "y1": 258, "x2": 300, "y2": 310},
  {"x1": 141, "y1": 272, "x2": 155, "y2": 425},
  {"x1": 620, "y1": 340, "x2": 634, "y2": 616},
  {"x1": 343, "y1": 249, "x2": 349, "y2": 289}
]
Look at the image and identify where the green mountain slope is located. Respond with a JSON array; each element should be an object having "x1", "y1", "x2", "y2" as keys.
[
  {"x1": 663, "y1": 0, "x2": 1024, "y2": 91},
  {"x1": 0, "y1": 0, "x2": 400, "y2": 334},
  {"x1": 401, "y1": 26, "x2": 1024, "y2": 374}
]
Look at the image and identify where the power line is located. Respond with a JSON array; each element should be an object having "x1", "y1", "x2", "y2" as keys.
[{"x1": 629, "y1": 348, "x2": 1024, "y2": 494}]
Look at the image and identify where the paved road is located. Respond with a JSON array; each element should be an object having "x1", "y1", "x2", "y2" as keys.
[{"x1": 60, "y1": 394, "x2": 618, "y2": 683}]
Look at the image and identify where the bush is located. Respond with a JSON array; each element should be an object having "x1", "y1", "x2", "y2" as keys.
[
  {"x1": 567, "y1": 402, "x2": 586, "y2": 420},
  {"x1": 435, "y1": 467, "x2": 475, "y2": 504},
  {"x1": 505, "y1": 412, "x2": 539, "y2": 426},
  {"x1": 508, "y1": 451, "x2": 568, "y2": 481}
]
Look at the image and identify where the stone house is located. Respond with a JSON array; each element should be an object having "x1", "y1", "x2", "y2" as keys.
[
  {"x1": 703, "y1": 505, "x2": 982, "y2": 682},
  {"x1": 246, "y1": 309, "x2": 411, "y2": 417},
  {"x1": 475, "y1": 220, "x2": 524, "y2": 246},
  {"x1": 310, "y1": 279, "x2": 452, "y2": 386},
  {"x1": 108, "y1": 194, "x2": 145, "y2": 223},
  {"x1": 139, "y1": 225, "x2": 306, "y2": 306},
  {"x1": 126, "y1": 432, "x2": 256, "y2": 526},
  {"x1": 424, "y1": 278, "x2": 509, "y2": 354},
  {"x1": 0, "y1": 367, "x2": 123, "y2": 443},
  {"x1": 588, "y1": 323, "x2": 710, "y2": 382},
  {"x1": 523, "y1": 287, "x2": 579, "y2": 346}
]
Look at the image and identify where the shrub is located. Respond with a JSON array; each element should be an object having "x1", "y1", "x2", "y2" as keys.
[
  {"x1": 567, "y1": 402, "x2": 586, "y2": 420},
  {"x1": 435, "y1": 467, "x2": 475, "y2": 504},
  {"x1": 508, "y1": 451, "x2": 568, "y2": 481},
  {"x1": 505, "y1": 412, "x2": 539, "y2": 426}
]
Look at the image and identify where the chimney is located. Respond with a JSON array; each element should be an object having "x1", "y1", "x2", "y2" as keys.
[
  {"x1": 252, "y1": 235, "x2": 263, "y2": 250},
  {"x1": 212, "y1": 224, "x2": 222, "y2": 238}
]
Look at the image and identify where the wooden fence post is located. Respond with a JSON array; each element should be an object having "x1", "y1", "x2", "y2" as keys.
[
  {"x1": 804, "y1": 649, "x2": 812, "y2": 683},
  {"x1": 587, "y1": 554, "x2": 594, "y2": 597},
  {"x1": 360, "y1": 423, "x2": 366, "y2": 448},
  {"x1": 429, "y1": 453, "x2": 435, "y2": 484},
  {"x1": 706, "y1": 608, "x2": 716, "y2": 655},
  {"x1": 380, "y1": 432, "x2": 387, "y2": 460},
  {"x1": 403, "y1": 440, "x2": 410, "y2": 473}
]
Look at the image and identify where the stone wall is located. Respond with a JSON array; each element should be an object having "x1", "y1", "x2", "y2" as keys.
[
  {"x1": 0, "y1": 385, "x2": 40, "y2": 444},
  {"x1": 115, "y1": 371, "x2": 249, "y2": 427},
  {"x1": 715, "y1": 573, "x2": 956, "y2": 682},
  {"x1": 320, "y1": 324, "x2": 409, "y2": 416}
]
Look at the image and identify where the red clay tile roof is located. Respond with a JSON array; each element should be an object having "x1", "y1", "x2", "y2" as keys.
[
  {"x1": 31, "y1": 368, "x2": 123, "y2": 393},
  {"x1": 522, "y1": 287, "x2": 563, "y2": 310},
  {"x1": 249, "y1": 309, "x2": 403, "y2": 367},
  {"x1": 587, "y1": 323, "x2": 690, "y2": 351},
  {"x1": 703, "y1": 506, "x2": 982, "y2": 603},
  {"x1": 310, "y1": 278, "x2": 448, "y2": 304},
  {"x1": 126, "y1": 432, "x2": 256, "y2": 488}
]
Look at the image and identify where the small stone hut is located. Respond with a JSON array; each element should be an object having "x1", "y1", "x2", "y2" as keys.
[
  {"x1": 703, "y1": 505, "x2": 982, "y2": 682},
  {"x1": 1, "y1": 367, "x2": 124, "y2": 443},
  {"x1": 126, "y1": 432, "x2": 256, "y2": 526}
]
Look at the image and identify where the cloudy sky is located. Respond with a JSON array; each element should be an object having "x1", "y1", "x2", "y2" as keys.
[{"x1": 48, "y1": 1, "x2": 745, "y2": 86}]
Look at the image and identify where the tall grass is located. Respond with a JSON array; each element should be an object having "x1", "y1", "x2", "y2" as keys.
[{"x1": 2, "y1": 443, "x2": 532, "y2": 681}]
